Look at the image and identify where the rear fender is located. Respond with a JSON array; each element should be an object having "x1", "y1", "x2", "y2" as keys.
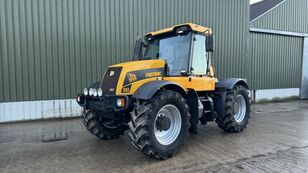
[
  {"x1": 213, "y1": 78, "x2": 249, "y2": 117},
  {"x1": 216, "y1": 78, "x2": 249, "y2": 90}
]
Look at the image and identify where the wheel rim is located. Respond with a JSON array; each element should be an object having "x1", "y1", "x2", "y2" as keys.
[
  {"x1": 154, "y1": 104, "x2": 182, "y2": 145},
  {"x1": 233, "y1": 95, "x2": 247, "y2": 123}
]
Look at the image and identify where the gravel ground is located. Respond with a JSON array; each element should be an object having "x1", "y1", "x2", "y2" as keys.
[{"x1": 0, "y1": 100, "x2": 308, "y2": 173}]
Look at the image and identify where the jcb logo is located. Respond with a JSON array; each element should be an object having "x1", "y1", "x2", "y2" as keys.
[{"x1": 128, "y1": 73, "x2": 137, "y2": 83}]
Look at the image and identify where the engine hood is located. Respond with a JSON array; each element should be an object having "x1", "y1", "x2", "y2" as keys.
[{"x1": 101, "y1": 59, "x2": 165, "y2": 95}]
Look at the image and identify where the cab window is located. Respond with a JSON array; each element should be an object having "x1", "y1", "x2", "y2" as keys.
[
  {"x1": 191, "y1": 34, "x2": 207, "y2": 75},
  {"x1": 144, "y1": 33, "x2": 192, "y2": 76}
]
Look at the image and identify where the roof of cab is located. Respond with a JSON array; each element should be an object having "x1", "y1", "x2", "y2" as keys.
[{"x1": 145, "y1": 23, "x2": 212, "y2": 36}]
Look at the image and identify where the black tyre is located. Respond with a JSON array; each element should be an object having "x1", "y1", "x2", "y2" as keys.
[
  {"x1": 83, "y1": 110, "x2": 127, "y2": 140},
  {"x1": 215, "y1": 85, "x2": 251, "y2": 132},
  {"x1": 128, "y1": 90, "x2": 190, "y2": 159}
]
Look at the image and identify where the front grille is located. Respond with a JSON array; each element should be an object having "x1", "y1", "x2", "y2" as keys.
[{"x1": 101, "y1": 67, "x2": 122, "y2": 95}]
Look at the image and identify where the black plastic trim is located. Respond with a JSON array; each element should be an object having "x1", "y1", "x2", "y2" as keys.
[
  {"x1": 132, "y1": 80, "x2": 187, "y2": 100},
  {"x1": 216, "y1": 78, "x2": 249, "y2": 90},
  {"x1": 76, "y1": 94, "x2": 130, "y2": 112}
]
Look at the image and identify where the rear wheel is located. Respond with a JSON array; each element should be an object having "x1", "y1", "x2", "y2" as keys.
[
  {"x1": 128, "y1": 90, "x2": 190, "y2": 159},
  {"x1": 215, "y1": 85, "x2": 250, "y2": 132},
  {"x1": 83, "y1": 110, "x2": 128, "y2": 140}
]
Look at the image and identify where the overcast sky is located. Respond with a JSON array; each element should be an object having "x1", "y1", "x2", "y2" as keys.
[{"x1": 250, "y1": 0, "x2": 263, "y2": 4}]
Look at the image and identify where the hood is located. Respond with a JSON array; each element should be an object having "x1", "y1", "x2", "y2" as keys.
[{"x1": 101, "y1": 59, "x2": 165, "y2": 95}]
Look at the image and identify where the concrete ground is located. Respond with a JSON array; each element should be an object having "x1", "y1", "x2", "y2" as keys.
[{"x1": 1, "y1": 100, "x2": 308, "y2": 173}]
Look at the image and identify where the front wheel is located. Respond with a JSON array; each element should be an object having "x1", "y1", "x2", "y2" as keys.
[
  {"x1": 215, "y1": 85, "x2": 251, "y2": 132},
  {"x1": 83, "y1": 110, "x2": 128, "y2": 140},
  {"x1": 128, "y1": 90, "x2": 190, "y2": 159}
]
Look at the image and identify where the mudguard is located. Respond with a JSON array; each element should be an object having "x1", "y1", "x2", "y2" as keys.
[
  {"x1": 213, "y1": 78, "x2": 249, "y2": 119},
  {"x1": 216, "y1": 78, "x2": 249, "y2": 89},
  {"x1": 132, "y1": 80, "x2": 199, "y2": 133},
  {"x1": 132, "y1": 80, "x2": 187, "y2": 100}
]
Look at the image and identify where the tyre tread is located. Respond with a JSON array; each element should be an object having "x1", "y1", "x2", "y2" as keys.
[
  {"x1": 128, "y1": 90, "x2": 190, "y2": 159},
  {"x1": 215, "y1": 85, "x2": 251, "y2": 132},
  {"x1": 83, "y1": 110, "x2": 127, "y2": 140}
]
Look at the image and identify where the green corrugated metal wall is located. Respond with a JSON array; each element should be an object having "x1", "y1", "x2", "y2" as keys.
[
  {"x1": 250, "y1": 33, "x2": 303, "y2": 89},
  {"x1": 0, "y1": 0, "x2": 249, "y2": 102},
  {"x1": 250, "y1": 0, "x2": 307, "y2": 89},
  {"x1": 251, "y1": 0, "x2": 308, "y2": 33}
]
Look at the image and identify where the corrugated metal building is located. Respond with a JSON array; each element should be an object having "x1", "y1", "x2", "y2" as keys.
[
  {"x1": 0, "y1": 0, "x2": 249, "y2": 122},
  {"x1": 0, "y1": 0, "x2": 249, "y2": 102},
  {"x1": 249, "y1": 0, "x2": 308, "y2": 101},
  {"x1": 0, "y1": 0, "x2": 307, "y2": 122}
]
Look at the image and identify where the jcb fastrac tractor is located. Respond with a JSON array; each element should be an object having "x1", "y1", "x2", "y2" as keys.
[{"x1": 76, "y1": 23, "x2": 251, "y2": 159}]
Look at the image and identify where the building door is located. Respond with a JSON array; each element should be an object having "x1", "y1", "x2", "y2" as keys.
[{"x1": 301, "y1": 37, "x2": 308, "y2": 99}]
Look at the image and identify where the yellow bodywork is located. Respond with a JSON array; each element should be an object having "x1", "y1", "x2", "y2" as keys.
[
  {"x1": 107, "y1": 23, "x2": 215, "y2": 96},
  {"x1": 111, "y1": 60, "x2": 165, "y2": 95},
  {"x1": 111, "y1": 59, "x2": 216, "y2": 96},
  {"x1": 164, "y1": 76, "x2": 215, "y2": 91},
  {"x1": 146, "y1": 23, "x2": 212, "y2": 36}
]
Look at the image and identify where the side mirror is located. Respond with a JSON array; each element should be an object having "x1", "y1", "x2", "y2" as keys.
[
  {"x1": 133, "y1": 33, "x2": 144, "y2": 60},
  {"x1": 206, "y1": 35, "x2": 215, "y2": 52}
]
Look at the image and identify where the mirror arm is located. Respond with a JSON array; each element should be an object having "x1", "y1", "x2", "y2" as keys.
[{"x1": 206, "y1": 52, "x2": 210, "y2": 75}]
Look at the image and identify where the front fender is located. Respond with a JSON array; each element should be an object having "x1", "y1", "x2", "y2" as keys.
[{"x1": 132, "y1": 80, "x2": 187, "y2": 100}]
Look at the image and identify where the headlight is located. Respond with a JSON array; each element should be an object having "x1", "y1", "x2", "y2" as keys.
[
  {"x1": 89, "y1": 88, "x2": 93, "y2": 96},
  {"x1": 76, "y1": 95, "x2": 84, "y2": 104},
  {"x1": 116, "y1": 98, "x2": 122, "y2": 107},
  {"x1": 116, "y1": 98, "x2": 125, "y2": 108},
  {"x1": 76, "y1": 95, "x2": 81, "y2": 102},
  {"x1": 83, "y1": 88, "x2": 88, "y2": 95},
  {"x1": 92, "y1": 88, "x2": 97, "y2": 97},
  {"x1": 97, "y1": 88, "x2": 103, "y2": 96}
]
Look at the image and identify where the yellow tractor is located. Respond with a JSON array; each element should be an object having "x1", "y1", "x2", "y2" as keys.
[{"x1": 76, "y1": 23, "x2": 251, "y2": 159}]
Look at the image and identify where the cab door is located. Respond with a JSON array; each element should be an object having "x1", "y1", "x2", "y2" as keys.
[
  {"x1": 164, "y1": 34, "x2": 215, "y2": 91},
  {"x1": 189, "y1": 34, "x2": 215, "y2": 91}
]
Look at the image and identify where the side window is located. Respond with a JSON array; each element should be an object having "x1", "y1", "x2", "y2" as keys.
[
  {"x1": 191, "y1": 34, "x2": 207, "y2": 75},
  {"x1": 144, "y1": 40, "x2": 159, "y2": 58}
]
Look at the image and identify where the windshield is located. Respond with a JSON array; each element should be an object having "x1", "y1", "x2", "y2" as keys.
[{"x1": 144, "y1": 33, "x2": 192, "y2": 76}]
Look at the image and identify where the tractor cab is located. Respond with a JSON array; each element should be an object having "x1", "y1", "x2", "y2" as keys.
[
  {"x1": 138, "y1": 23, "x2": 215, "y2": 77},
  {"x1": 133, "y1": 23, "x2": 217, "y2": 92}
]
